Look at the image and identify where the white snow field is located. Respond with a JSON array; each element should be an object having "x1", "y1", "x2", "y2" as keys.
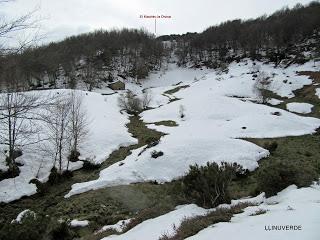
[
  {"x1": 66, "y1": 60, "x2": 320, "y2": 198},
  {"x1": 286, "y1": 102, "x2": 314, "y2": 114},
  {"x1": 101, "y1": 204, "x2": 210, "y2": 240},
  {"x1": 0, "y1": 90, "x2": 137, "y2": 203},
  {"x1": 187, "y1": 185, "x2": 320, "y2": 240}
]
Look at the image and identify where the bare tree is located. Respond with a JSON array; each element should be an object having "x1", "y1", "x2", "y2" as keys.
[
  {"x1": 118, "y1": 90, "x2": 152, "y2": 115},
  {"x1": 253, "y1": 71, "x2": 271, "y2": 103},
  {"x1": 141, "y1": 89, "x2": 152, "y2": 109},
  {"x1": 43, "y1": 94, "x2": 72, "y2": 173},
  {"x1": 82, "y1": 60, "x2": 97, "y2": 91},
  {"x1": 0, "y1": 91, "x2": 43, "y2": 172},
  {"x1": 67, "y1": 91, "x2": 89, "y2": 169},
  {"x1": 0, "y1": 0, "x2": 41, "y2": 55},
  {"x1": 43, "y1": 91, "x2": 88, "y2": 173},
  {"x1": 118, "y1": 90, "x2": 142, "y2": 115}
]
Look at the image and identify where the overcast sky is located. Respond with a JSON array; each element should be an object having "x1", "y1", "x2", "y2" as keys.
[{"x1": 1, "y1": 0, "x2": 314, "y2": 43}]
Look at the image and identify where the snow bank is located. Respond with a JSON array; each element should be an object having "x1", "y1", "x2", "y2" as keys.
[
  {"x1": 286, "y1": 102, "x2": 313, "y2": 114},
  {"x1": 0, "y1": 89, "x2": 137, "y2": 203},
  {"x1": 11, "y1": 209, "x2": 36, "y2": 223},
  {"x1": 101, "y1": 204, "x2": 209, "y2": 240},
  {"x1": 100, "y1": 193, "x2": 267, "y2": 240},
  {"x1": 70, "y1": 219, "x2": 89, "y2": 227},
  {"x1": 267, "y1": 98, "x2": 283, "y2": 106},
  {"x1": 187, "y1": 185, "x2": 320, "y2": 240},
  {"x1": 96, "y1": 219, "x2": 132, "y2": 234}
]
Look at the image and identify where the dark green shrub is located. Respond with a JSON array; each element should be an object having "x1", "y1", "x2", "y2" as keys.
[
  {"x1": 48, "y1": 167, "x2": 59, "y2": 185},
  {"x1": 48, "y1": 167, "x2": 73, "y2": 185},
  {"x1": 256, "y1": 160, "x2": 317, "y2": 197},
  {"x1": 182, "y1": 162, "x2": 244, "y2": 208},
  {"x1": 151, "y1": 150, "x2": 164, "y2": 158},
  {"x1": 68, "y1": 150, "x2": 80, "y2": 162},
  {"x1": 50, "y1": 221, "x2": 76, "y2": 240},
  {"x1": 29, "y1": 179, "x2": 47, "y2": 196},
  {"x1": 0, "y1": 165, "x2": 20, "y2": 181},
  {"x1": 0, "y1": 213, "x2": 49, "y2": 240},
  {"x1": 82, "y1": 160, "x2": 101, "y2": 171}
]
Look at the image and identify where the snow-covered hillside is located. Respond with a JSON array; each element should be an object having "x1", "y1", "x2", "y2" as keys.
[
  {"x1": 1, "y1": 56, "x2": 320, "y2": 240},
  {"x1": 66, "y1": 60, "x2": 320, "y2": 197}
]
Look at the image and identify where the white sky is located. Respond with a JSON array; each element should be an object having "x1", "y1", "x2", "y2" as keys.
[{"x1": 0, "y1": 0, "x2": 314, "y2": 43}]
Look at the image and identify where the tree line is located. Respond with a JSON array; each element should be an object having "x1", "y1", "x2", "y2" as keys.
[
  {"x1": 160, "y1": 1, "x2": 320, "y2": 67},
  {"x1": 0, "y1": 28, "x2": 167, "y2": 91}
]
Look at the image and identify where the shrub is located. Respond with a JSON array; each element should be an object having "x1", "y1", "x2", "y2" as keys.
[
  {"x1": 151, "y1": 150, "x2": 164, "y2": 158},
  {"x1": 256, "y1": 160, "x2": 318, "y2": 197},
  {"x1": 182, "y1": 162, "x2": 244, "y2": 208},
  {"x1": 50, "y1": 221, "x2": 76, "y2": 240},
  {"x1": 82, "y1": 160, "x2": 101, "y2": 171},
  {"x1": 29, "y1": 179, "x2": 47, "y2": 196},
  {"x1": 0, "y1": 213, "x2": 50, "y2": 240},
  {"x1": 0, "y1": 165, "x2": 20, "y2": 181},
  {"x1": 252, "y1": 71, "x2": 272, "y2": 103},
  {"x1": 118, "y1": 90, "x2": 152, "y2": 115},
  {"x1": 48, "y1": 167, "x2": 59, "y2": 185},
  {"x1": 48, "y1": 167, "x2": 73, "y2": 185},
  {"x1": 68, "y1": 150, "x2": 80, "y2": 162}
]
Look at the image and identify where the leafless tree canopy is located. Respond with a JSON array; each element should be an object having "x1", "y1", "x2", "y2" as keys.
[
  {"x1": 0, "y1": 0, "x2": 41, "y2": 55},
  {"x1": 0, "y1": 92, "x2": 46, "y2": 168},
  {"x1": 253, "y1": 71, "x2": 271, "y2": 103},
  {"x1": 118, "y1": 90, "x2": 152, "y2": 115},
  {"x1": 42, "y1": 91, "x2": 88, "y2": 172}
]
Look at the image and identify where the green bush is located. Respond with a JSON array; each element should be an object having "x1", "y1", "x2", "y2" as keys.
[
  {"x1": 256, "y1": 160, "x2": 318, "y2": 197},
  {"x1": 68, "y1": 150, "x2": 80, "y2": 162},
  {"x1": 0, "y1": 213, "x2": 49, "y2": 240},
  {"x1": 29, "y1": 179, "x2": 47, "y2": 196},
  {"x1": 48, "y1": 167, "x2": 73, "y2": 185},
  {"x1": 182, "y1": 162, "x2": 244, "y2": 208},
  {"x1": 50, "y1": 221, "x2": 76, "y2": 240},
  {"x1": 82, "y1": 160, "x2": 101, "y2": 171}
]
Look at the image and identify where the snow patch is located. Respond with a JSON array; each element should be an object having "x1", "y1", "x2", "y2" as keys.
[
  {"x1": 11, "y1": 209, "x2": 36, "y2": 223},
  {"x1": 101, "y1": 204, "x2": 209, "y2": 240},
  {"x1": 96, "y1": 219, "x2": 132, "y2": 234},
  {"x1": 70, "y1": 219, "x2": 89, "y2": 227},
  {"x1": 286, "y1": 102, "x2": 313, "y2": 114},
  {"x1": 187, "y1": 185, "x2": 320, "y2": 240}
]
